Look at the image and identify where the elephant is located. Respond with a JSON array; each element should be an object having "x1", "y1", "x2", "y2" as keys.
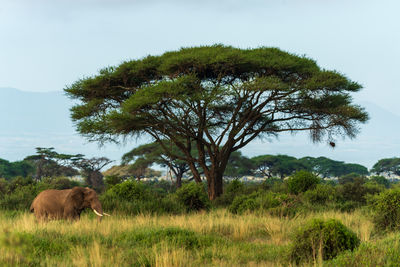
[{"x1": 30, "y1": 186, "x2": 109, "y2": 221}]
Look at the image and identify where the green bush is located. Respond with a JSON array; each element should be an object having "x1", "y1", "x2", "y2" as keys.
[
  {"x1": 335, "y1": 201, "x2": 359, "y2": 213},
  {"x1": 369, "y1": 175, "x2": 390, "y2": 188},
  {"x1": 0, "y1": 184, "x2": 38, "y2": 210},
  {"x1": 214, "y1": 179, "x2": 245, "y2": 206},
  {"x1": 304, "y1": 184, "x2": 337, "y2": 205},
  {"x1": 336, "y1": 178, "x2": 383, "y2": 204},
  {"x1": 175, "y1": 182, "x2": 210, "y2": 211},
  {"x1": 108, "y1": 180, "x2": 150, "y2": 201},
  {"x1": 289, "y1": 218, "x2": 360, "y2": 263},
  {"x1": 100, "y1": 191, "x2": 185, "y2": 215},
  {"x1": 104, "y1": 175, "x2": 123, "y2": 189},
  {"x1": 0, "y1": 178, "x2": 7, "y2": 195},
  {"x1": 369, "y1": 188, "x2": 400, "y2": 232},
  {"x1": 287, "y1": 170, "x2": 320, "y2": 195},
  {"x1": 229, "y1": 191, "x2": 300, "y2": 216},
  {"x1": 40, "y1": 177, "x2": 80, "y2": 190}
]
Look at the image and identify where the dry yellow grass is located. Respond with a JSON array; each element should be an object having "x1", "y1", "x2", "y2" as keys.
[{"x1": 0, "y1": 209, "x2": 374, "y2": 266}]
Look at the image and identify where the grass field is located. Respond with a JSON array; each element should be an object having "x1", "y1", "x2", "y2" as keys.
[{"x1": 0, "y1": 209, "x2": 399, "y2": 266}]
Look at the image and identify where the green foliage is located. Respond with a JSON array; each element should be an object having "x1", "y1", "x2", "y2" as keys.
[
  {"x1": 369, "y1": 188, "x2": 400, "y2": 232},
  {"x1": 304, "y1": 184, "x2": 337, "y2": 205},
  {"x1": 369, "y1": 175, "x2": 390, "y2": 188},
  {"x1": 40, "y1": 177, "x2": 80, "y2": 190},
  {"x1": 100, "y1": 190, "x2": 185, "y2": 215},
  {"x1": 251, "y1": 154, "x2": 306, "y2": 178},
  {"x1": 371, "y1": 157, "x2": 400, "y2": 176},
  {"x1": 336, "y1": 175, "x2": 383, "y2": 205},
  {"x1": 338, "y1": 173, "x2": 365, "y2": 184},
  {"x1": 287, "y1": 170, "x2": 320, "y2": 194},
  {"x1": 299, "y1": 157, "x2": 368, "y2": 178},
  {"x1": 289, "y1": 218, "x2": 360, "y2": 263},
  {"x1": 104, "y1": 175, "x2": 123, "y2": 189},
  {"x1": 214, "y1": 179, "x2": 245, "y2": 206},
  {"x1": 175, "y1": 182, "x2": 210, "y2": 211},
  {"x1": 229, "y1": 191, "x2": 300, "y2": 216},
  {"x1": 106, "y1": 180, "x2": 150, "y2": 201},
  {"x1": 0, "y1": 159, "x2": 34, "y2": 180},
  {"x1": 0, "y1": 178, "x2": 6, "y2": 195},
  {"x1": 224, "y1": 151, "x2": 254, "y2": 178},
  {"x1": 260, "y1": 178, "x2": 287, "y2": 192},
  {"x1": 326, "y1": 234, "x2": 400, "y2": 266}
]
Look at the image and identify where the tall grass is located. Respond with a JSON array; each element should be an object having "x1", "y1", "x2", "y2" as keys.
[{"x1": 0, "y1": 209, "x2": 381, "y2": 266}]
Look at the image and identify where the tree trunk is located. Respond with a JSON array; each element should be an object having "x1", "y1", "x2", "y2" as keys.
[
  {"x1": 207, "y1": 171, "x2": 223, "y2": 200},
  {"x1": 176, "y1": 173, "x2": 183, "y2": 188}
]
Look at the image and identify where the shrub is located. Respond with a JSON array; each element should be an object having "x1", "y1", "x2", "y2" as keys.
[
  {"x1": 336, "y1": 178, "x2": 383, "y2": 204},
  {"x1": 108, "y1": 180, "x2": 150, "y2": 201},
  {"x1": 287, "y1": 170, "x2": 320, "y2": 194},
  {"x1": 40, "y1": 177, "x2": 80, "y2": 190},
  {"x1": 104, "y1": 175, "x2": 123, "y2": 189},
  {"x1": 229, "y1": 191, "x2": 300, "y2": 216},
  {"x1": 335, "y1": 201, "x2": 359, "y2": 213},
  {"x1": 229, "y1": 193, "x2": 258, "y2": 214},
  {"x1": 260, "y1": 177, "x2": 284, "y2": 191},
  {"x1": 175, "y1": 182, "x2": 210, "y2": 211},
  {"x1": 338, "y1": 173, "x2": 366, "y2": 185},
  {"x1": 290, "y1": 218, "x2": 360, "y2": 263},
  {"x1": 369, "y1": 175, "x2": 390, "y2": 188},
  {"x1": 100, "y1": 182, "x2": 185, "y2": 215},
  {"x1": 0, "y1": 178, "x2": 7, "y2": 195},
  {"x1": 304, "y1": 184, "x2": 337, "y2": 205},
  {"x1": 0, "y1": 184, "x2": 38, "y2": 210},
  {"x1": 214, "y1": 179, "x2": 245, "y2": 206},
  {"x1": 369, "y1": 188, "x2": 400, "y2": 232}
]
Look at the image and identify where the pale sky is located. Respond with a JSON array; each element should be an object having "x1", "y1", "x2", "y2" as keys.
[
  {"x1": 1, "y1": 0, "x2": 399, "y2": 115},
  {"x1": 1, "y1": 0, "x2": 400, "y2": 167}
]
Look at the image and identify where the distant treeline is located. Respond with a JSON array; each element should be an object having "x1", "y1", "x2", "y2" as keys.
[{"x1": 1, "y1": 148, "x2": 399, "y2": 183}]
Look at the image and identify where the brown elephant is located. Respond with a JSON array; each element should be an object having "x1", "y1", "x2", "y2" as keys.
[{"x1": 30, "y1": 186, "x2": 109, "y2": 221}]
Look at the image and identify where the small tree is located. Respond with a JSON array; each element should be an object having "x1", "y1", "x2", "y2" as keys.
[
  {"x1": 66, "y1": 45, "x2": 368, "y2": 199},
  {"x1": 74, "y1": 157, "x2": 112, "y2": 191},
  {"x1": 24, "y1": 147, "x2": 81, "y2": 180}
]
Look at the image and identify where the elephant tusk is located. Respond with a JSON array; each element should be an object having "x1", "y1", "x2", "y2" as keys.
[
  {"x1": 92, "y1": 209, "x2": 103, "y2": 217},
  {"x1": 103, "y1": 212, "x2": 111, "y2": 216}
]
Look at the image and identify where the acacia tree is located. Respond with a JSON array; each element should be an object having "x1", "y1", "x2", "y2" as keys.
[
  {"x1": 73, "y1": 157, "x2": 112, "y2": 191},
  {"x1": 122, "y1": 141, "x2": 191, "y2": 187},
  {"x1": 251, "y1": 154, "x2": 305, "y2": 179},
  {"x1": 299, "y1": 156, "x2": 368, "y2": 178},
  {"x1": 371, "y1": 157, "x2": 400, "y2": 177},
  {"x1": 24, "y1": 147, "x2": 81, "y2": 180},
  {"x1": 65, "y1": 45, "x2": 368, "y2": 200}
]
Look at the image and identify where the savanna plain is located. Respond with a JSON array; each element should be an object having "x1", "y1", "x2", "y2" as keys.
[{"x1": 1, "y1": 208, "x2": 399, "y2": 267}]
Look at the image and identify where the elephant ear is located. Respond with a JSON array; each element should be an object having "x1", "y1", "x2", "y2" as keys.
[{"x1": 64, "y1": 187, "x2": 85, "y2": 218}]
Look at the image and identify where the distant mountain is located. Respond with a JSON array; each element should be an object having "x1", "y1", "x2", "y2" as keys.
[
  {"x1": 0, "y1": 87, "x2": 73, "y2": 134},
  {"x1": 0, "y1": 87, "x2": 138, "y2": 163},
  {"x1": 0, "y1": 87, "x2": 398, "y2": 168}
]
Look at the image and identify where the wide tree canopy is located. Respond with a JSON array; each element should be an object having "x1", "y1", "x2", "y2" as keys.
[
  {"x1": 298, "y1": 156, "x2": 368, "y2": 178},
  {"x1": 371, "y1": 158, "x2": 400, "y2": 177},
  {"x1": 65, "y1": 45, "x2": 368, "y2": 199}
]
